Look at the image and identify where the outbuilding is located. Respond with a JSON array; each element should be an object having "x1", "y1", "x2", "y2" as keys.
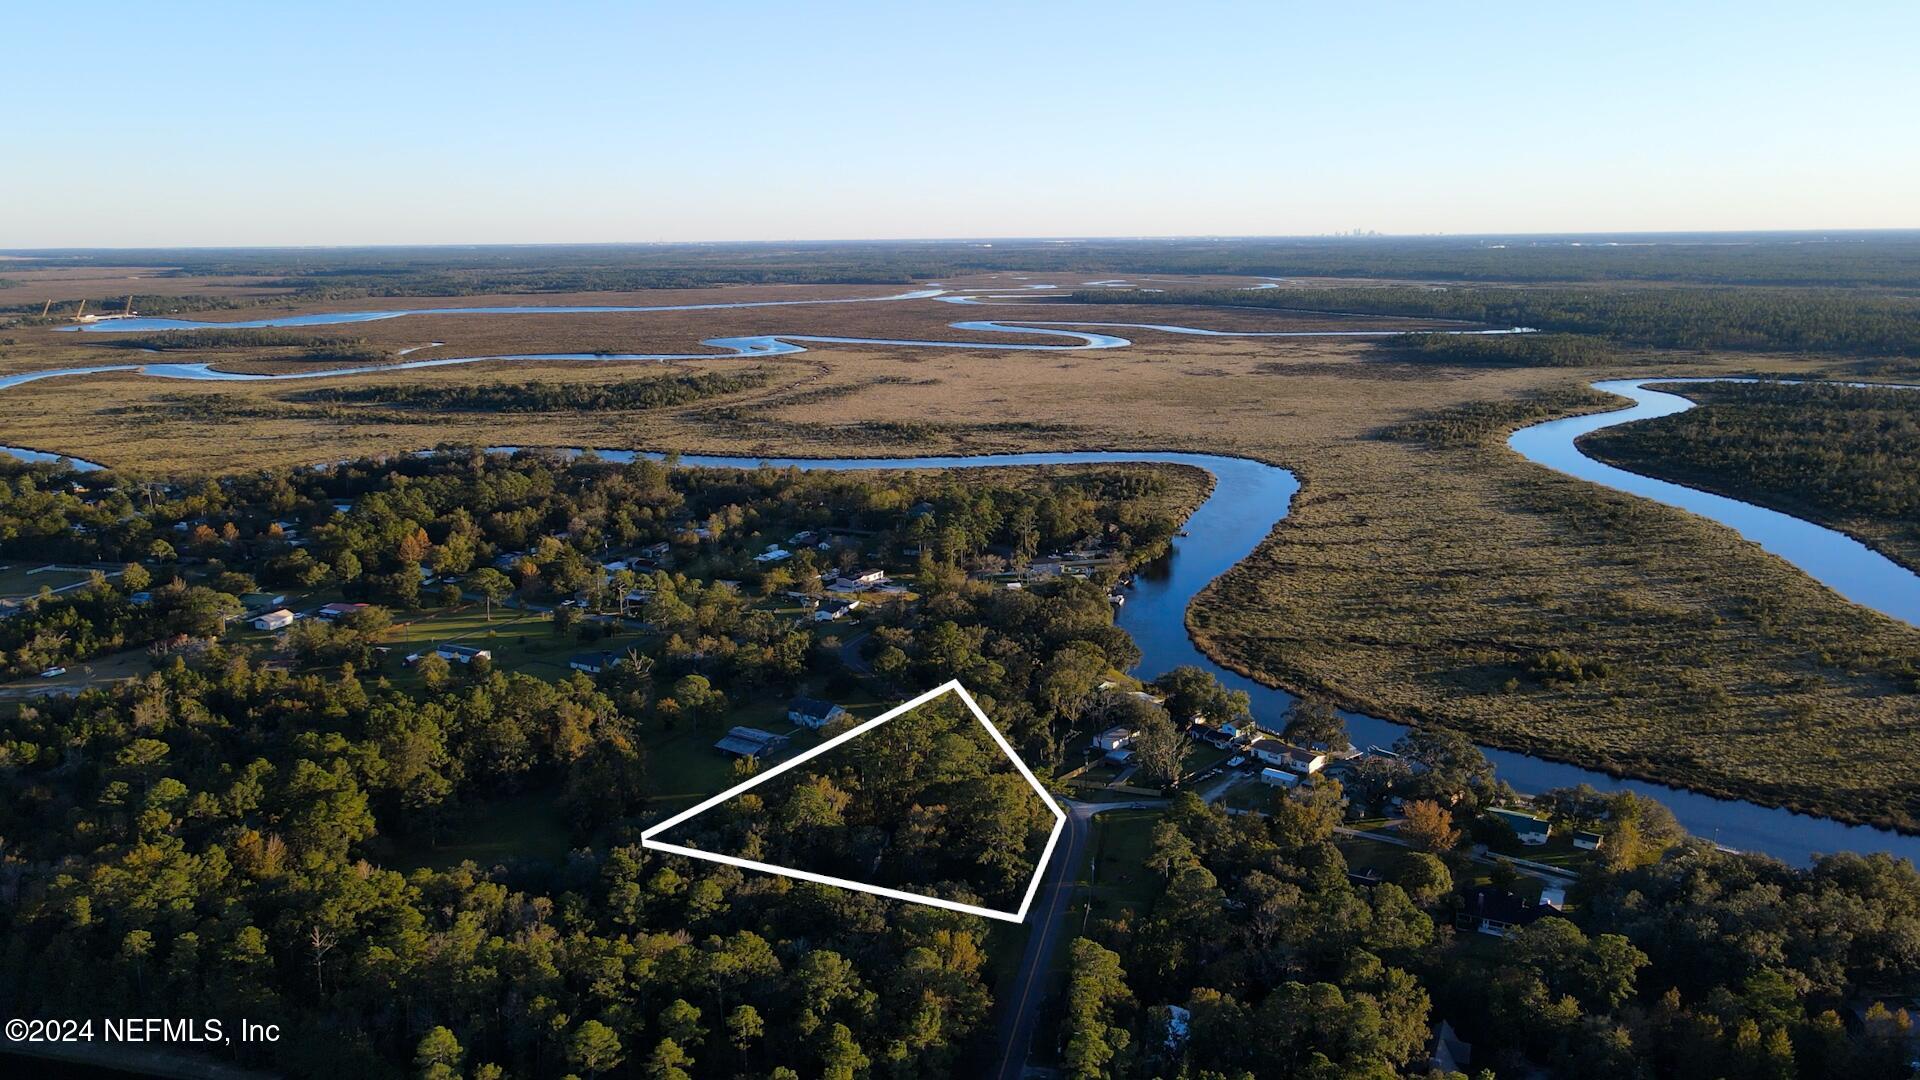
[
  {"x1": 715, "y1": 726, "x2": 789, "y2": 760},
  {"x1": 435, "y1": 644, "x2": 493, "y2": 665}
]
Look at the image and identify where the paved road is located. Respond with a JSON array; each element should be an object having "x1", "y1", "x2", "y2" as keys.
[
  {"x1": 837, "y1": 630, "x2": 872, "y2": 675},
  {"x1": 988, "y1": 799, "x2": 1158, "y2": 1080}
]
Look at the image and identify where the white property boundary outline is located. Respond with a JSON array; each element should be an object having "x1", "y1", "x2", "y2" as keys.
[{"x1": 640, "y1": 680, "x2": 1068, "y2": 923}]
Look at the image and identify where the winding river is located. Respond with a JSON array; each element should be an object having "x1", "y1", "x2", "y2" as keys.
[
  {"x1": 512, "y1": 443, "x2": 1920, "y2": 866},
  {"x1": 6, "y1": 294, "x2": 1919, "y2": 861}
]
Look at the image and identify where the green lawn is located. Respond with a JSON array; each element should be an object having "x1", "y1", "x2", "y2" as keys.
[
  {"x1": 396, "y1": 787, "x2": 574, "y2": 872},
  {"x1": 377, "y1": 605, "x2": 657, "y2": 685},
  {"x1": 0, "y1": 564, "x2": 95, "y2": 601},
  {"x1": 1221, "y1": 776, "x2": 1279, "y2": 812},
  {"x1": 1179, "y1": 741, "x2": 1232, "y2": 780},
  {"x1": 1086, "y1": 809, "x2": 1164, "y2": 911},
  {"x1": 1335, "y1": 837, "x2": 1417, "y2": 881}
]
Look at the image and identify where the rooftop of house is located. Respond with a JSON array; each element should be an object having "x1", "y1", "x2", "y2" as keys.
[
  {"x1": 1489, "y1": 807, "x2": 1552, "y2": 834},
  {"x1": 789, "y1": 696, "x2": 842, "y2": 718},
  {"x1": 1462, "y1": 886, "x2": 1554, "y2": 928}
]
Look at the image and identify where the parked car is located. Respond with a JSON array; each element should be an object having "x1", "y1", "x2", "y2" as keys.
[
  {"x1": 1226, "y1": 755, "x2": 1246, "y2": 768},
  {"x1": 39, "y1": 666, "x2": 67, "y2": 678}
]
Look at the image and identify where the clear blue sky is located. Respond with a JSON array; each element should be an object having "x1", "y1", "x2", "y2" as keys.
[{"x1": 6, "y1": 1, "x2": 1916, "y2": 247}]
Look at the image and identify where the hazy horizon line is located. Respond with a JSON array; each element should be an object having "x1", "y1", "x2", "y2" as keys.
[{"x1": 7, "y1": 226, "x2": 1920, "y2": 256}]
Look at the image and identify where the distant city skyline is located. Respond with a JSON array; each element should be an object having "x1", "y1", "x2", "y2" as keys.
[{"x1": 6, "y1": 1, "x2": 1916, "y2": 247}]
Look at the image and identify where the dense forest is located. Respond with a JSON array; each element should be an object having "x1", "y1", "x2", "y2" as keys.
[
  {"x1": 286, "y1": 370, "x2": 778, "y2": 414},
  {"x1": 1581, "y1": 381, "x2": 1920, "y2": 569},
  {"x1": 1073, "y1": 286, "x2": 1920, "y2": 356},
  {"x1": 0, "y1": 453, "x2": 1191, "y2": 1076},
  {"x1": 1384, "y1": 333, "x2": 1615, "y2": 368},
  {"x1": 1069, "y1": 759, "x2": 1920, "y2": 1080},
  {"x1": 7, "y1": 452, "x2": 1920, "y2": 1076},
  {"x1": 96, "y1": 329, "x2": 383, "y2": 352},
  {"x1": 83, "y1": 328, "x2": 395, "y2": 363},
  {"x1": 656, "y1": 691, "x2": 1054, "y2": 912}
]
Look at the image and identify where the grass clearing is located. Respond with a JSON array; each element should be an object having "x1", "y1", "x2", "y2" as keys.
[
  {"x1": 395, "y1": 787, "x2": 574, "y2": 872},
  {"x1": 1086, "y1": 809, "x2": 1164, "y2": 911}
]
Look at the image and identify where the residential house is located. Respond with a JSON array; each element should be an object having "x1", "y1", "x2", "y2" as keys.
[
  {"x1": 1489, "y1": 807, "x2": 1552, "y2": 846},
  {"x1": 834, "y1": 568, "x2": 888, "y2": 590},
  {"x1": 1572, "y1": 829, "x2": 1605, "y2": 851},
  {"x1": 569, "y1": 652, "x2": 624, "y2": 675},
  {"x1": 813, "y1": 598, "x2": 860, "y2": 622},
  {"x1": 754, "y1": 546, "x2": 793, "y2": 564},
  {"x1": 1249, "y1": 739, "x2": 1326, "y2": 774},
  {"x1": 316, "y1": 602, "x2": 368, "y2": 622},
  {"x1": 788, "y1": 697, "x2": 849, "y2": 730},
  {"x1": 1457, "y1": 887, "x2": 1554, "y2": 937},
  {"x1": 1427, "y1": 1021, "x2": 1473, "y2": 1076},
  {"x1": 715, "y1": 726, "x2": 789, "y2": 760},
  {"x1": 435, "y1": 644, "x2": 492, "y2": 665},
  {"x1": 251, "y1": 608, "x2": 296, "y2": 631},
  {"x1": 1024, "y1": 558, "x2": 1068, "y2": 582},
  {"x1": 622, "y1": 589, "x2": 653, "y2": 617},
  {"x1": 240, "y1": 592, "x2": 289, "y2": 614},
  {"x1": 1094, "y1": 725, "x2": 1138, "y2": 752}
]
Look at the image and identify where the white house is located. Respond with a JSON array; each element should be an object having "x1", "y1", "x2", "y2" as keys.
[
  {"x1": 1488, "y1": 808, "x2": 1552, "y2": 846},
  {"x1": 813, "y1": 598, "x2": 860, "y2": 622},
  {"x1": 834, "y1": 568, "x2": 888, "y2": 590},
  {"x1": 754, "y1": 546, "x2": 793, "y2": 564},
  {"x1": 1094, "y1": 725, "x2": 1138, "y2": 752},
  {"x1": 251, "y1": 608, "x2": 295, "y2": 631},
  {"x1": 1249, "y1": 739, "x2": 1326, "y2": 774}
]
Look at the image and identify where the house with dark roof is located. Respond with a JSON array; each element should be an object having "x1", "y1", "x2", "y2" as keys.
[
  {"x1": 569, "y1": 652, "x2": 624, "y2": 675},
  {"x1": 1488, "y1": 807, "x2": 1552, "y2": 846},
  {"x1": 1458, "y1": 887, "x2": 1558, "y2": 937},
  {"x1": 715, "y1": 726, "x2": 789, "y2": 759},
  {"x1": 788, "y1": 697, "x2": 848, "y2": 730}
]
